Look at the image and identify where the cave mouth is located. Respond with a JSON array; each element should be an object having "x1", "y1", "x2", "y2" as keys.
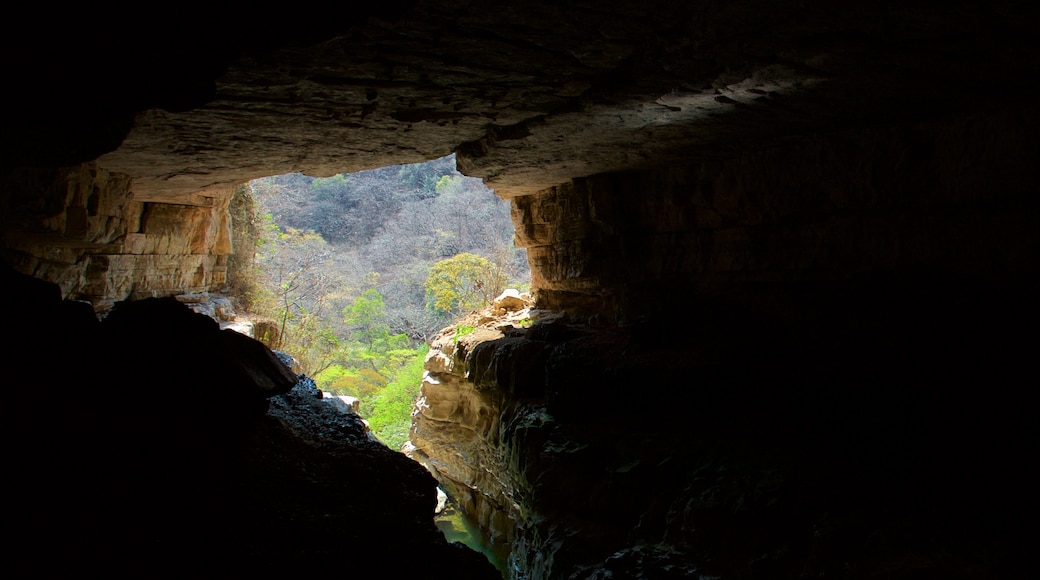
[
  {"x1": 240, "y1": 152, "x2": 527, "y2": 439},
  {"x1": 1, "y1": 2, "x2": 1037, "y2": 577},
  {"x1": 1, "y1": 97, "x2": 1035, "y2": 580},
  {"x1": 238, "y1": 154, "x2": 527, "y2": 575}
]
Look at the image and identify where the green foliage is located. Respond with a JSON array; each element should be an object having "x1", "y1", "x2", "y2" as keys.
[
  {"x1": 314, "y1": 364, "x2": 371, "y2": 397},
  {"x1": 397, "y1": 157, "x2": 454, "y2": 197},
  {"x1": 435, "y1": 174, "x2": 455, "y2": 194},
  {"x1": 343, "y1": 288, "x2": 391, "y2": 347},
  {"x1": 453, "y1": 325, "x2": 475, "y2": 345},
  {"x1": 314, "y1": 364, "x2": 349, "y2": 390},
  {"x1": 258, "y1": 212, "x2": 281, "y2": 242},
  {"x1": 247, "y1": 216, "x2": 343, "y2": 373},
  {"x1": 236, "y1": 156, "x2": 532, "y2": 455},
  {"x1": 320, "y1": 367, "x2": 387, "y2": 399},
  {"x1": 285, "y1": 313, "x2": 344, "y2": 376},
  {"x1": 341, "y1": 288, "x2": 416, "y2": 374},
  {"x1": 363, "y1": 344, "x2": 429, "y2": 450},
  {"x1": 309, "y1": 174, "x2": 349, "y2": 201},
  {"x1": 425, "y1": 252, "x2": 505, "y2": 315},
  {"x1": 243, "y1": 154, "x2": 529, "y2": 341}
]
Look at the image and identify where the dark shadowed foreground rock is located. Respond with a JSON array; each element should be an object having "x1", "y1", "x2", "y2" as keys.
[
  {"x1": 413, "y1": 282, "x2": 1038, "y2": 579},
  {"x1": 0, "y1": 266, "x2": 498, "y2": 579}
]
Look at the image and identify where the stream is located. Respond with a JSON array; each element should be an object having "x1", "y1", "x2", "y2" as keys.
[{"x1": 434, "y1": 499, "x2": 511, "y2": 578}]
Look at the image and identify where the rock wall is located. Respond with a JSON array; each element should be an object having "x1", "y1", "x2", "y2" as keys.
[
  {"x1": 1, "y1": 3, "x2": 1038, "y2": 577},
  {"x1": 0, "y1": 99, "x2": 1035, "y2": 579},
  {"x1": 408, "y1": 293, "x2": 538, "y2": 550},
  {"x1": 417, "y1": 292, "x2": 1037, "y2": 579},
  {"x1": 410, "y1": 109, "x2": 1039, "y2": 579},
  {"x1": 1, "y1": 163, "x2": 235, "y2": 312},
  {"x1": 517, "y1": 106, "x2": 1040, "y2": 327}
]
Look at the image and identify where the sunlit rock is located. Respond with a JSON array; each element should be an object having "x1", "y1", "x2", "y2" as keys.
[
  {"x1": 322, "y1": 391, "x2": 361, "y2": 414},
  {"x1": 492, "y1": 289, "x2": 526, "y2": 312}
]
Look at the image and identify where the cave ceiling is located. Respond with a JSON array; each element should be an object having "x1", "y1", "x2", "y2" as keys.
[{"x1": 3, "y1": 0, "x2": 1036, "y2": 203}]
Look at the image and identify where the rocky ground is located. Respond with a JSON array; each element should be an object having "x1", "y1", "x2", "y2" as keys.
[{"x1": 1, "y1": 265, "x2": 499, "y2": 578}]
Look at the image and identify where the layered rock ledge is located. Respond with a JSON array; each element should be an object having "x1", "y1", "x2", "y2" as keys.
[{"x1": 408, "y1": 290, "x2": 538, "y2": 551}]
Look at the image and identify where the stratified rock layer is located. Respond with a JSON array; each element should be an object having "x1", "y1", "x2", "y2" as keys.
[
  {"x1": 408, "y1": 294, "x2": 538, "y2": 549},
  {"x1": 1, "y1": 164, "x2": 236, "y2": 312},
  {"x1": 404, "y1": 107, "x2": 1038, "y2": 578},
  {"x1": 518, "y1": 108, "x2": 1040, "y2": 325}
]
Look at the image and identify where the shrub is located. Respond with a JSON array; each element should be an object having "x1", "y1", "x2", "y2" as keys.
[{"x1": 364, "y1": 345, "x2": 429, "y2": 450}]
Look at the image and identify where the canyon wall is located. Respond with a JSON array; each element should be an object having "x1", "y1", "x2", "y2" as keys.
[
  {"x1": 407, "y1": 299, "x2": 533, "y2": 548},
  {"x1": 1, "y1": 163, "x2": 237, "y2": 313}
]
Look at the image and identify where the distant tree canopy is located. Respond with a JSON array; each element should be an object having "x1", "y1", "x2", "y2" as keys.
[
  {"x1": 309, "y1": 174, "x2": 349, "y2": 202},
  {"x1": 253, "y1": 156, "x2": 460, "y2": 246},
  {"x1": 249, "y1": 217, "x2": 341, "y2": 374},
  {"x1": 248, "y1": 153, "x2": 529, "y2": 342}
]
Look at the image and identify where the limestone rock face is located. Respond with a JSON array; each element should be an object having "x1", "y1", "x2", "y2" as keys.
[
  {"x1": 5, "y1": 1, "x2": 1038, "y2": 201},
  {"x1": 3, "y1": 1, "x2": 1038, "y2": 322},
  {"x1": 1, "y1": 163, "x2": 236, "y2": 313},
  {"x1": 407, "y1": 295, "x2": 537, "y2": 548}
]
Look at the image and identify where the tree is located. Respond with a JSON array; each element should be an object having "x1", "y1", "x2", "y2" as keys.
[
  {"x1": 363, "y1": 344, "x2": 429, "y2": 450},
  {"x1": 251, "y1": 217, "x2": 343, "y2": 374},
  {"x1": 397, "y1": 155, "x2": 455, "y2": 199},
  {"x1": 243, "y1": 154, "x2": 530, "y2": 369},
  {"x1": 239, "y1": 157, "x2": 531, "y2": 454},
  {"x1": 343, "y1": 287, "x2": 392, "y2": 349},
  {"x1": 342, "y1": 286, "x2": 416, "y2": 377},
  {"x1": 309, "y1": 173, "x2": 349, "y2": 202},
  {"x1": 425, "y1": 252, "x2": 506, "y2": 315}
]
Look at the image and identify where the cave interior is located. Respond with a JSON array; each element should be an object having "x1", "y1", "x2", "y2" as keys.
[{"x1": 1, "y1": 1, "x2": 1038, "y2": 578}]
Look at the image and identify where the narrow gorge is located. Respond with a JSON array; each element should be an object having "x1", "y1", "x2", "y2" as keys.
[{"x1": 3, "y1": 1, "x2": 1037, "y2": 578}]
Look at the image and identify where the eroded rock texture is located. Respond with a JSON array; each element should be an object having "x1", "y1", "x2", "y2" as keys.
[
  {"x1": 408, "y1": 293, "x2": 540, "y2": 550},
  {"x1": 0, "y1": 163, "x2": 236, "y2": 312},
  {"x1": 1, "y1": 1, "x2": 1038, "y2": 578}
]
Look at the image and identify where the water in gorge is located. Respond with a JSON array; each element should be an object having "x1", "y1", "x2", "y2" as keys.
[{"x1": 434, "y1": 499, "x2": 511, "y2": 578}]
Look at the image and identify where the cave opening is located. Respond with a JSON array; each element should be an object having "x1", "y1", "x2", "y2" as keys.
[
  {"x1": 2, "y1": 2, "x2": 1038, "y2": 575},
  {"x1": 237, "y1": 153, "x2": 528, "y2": 576}
]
